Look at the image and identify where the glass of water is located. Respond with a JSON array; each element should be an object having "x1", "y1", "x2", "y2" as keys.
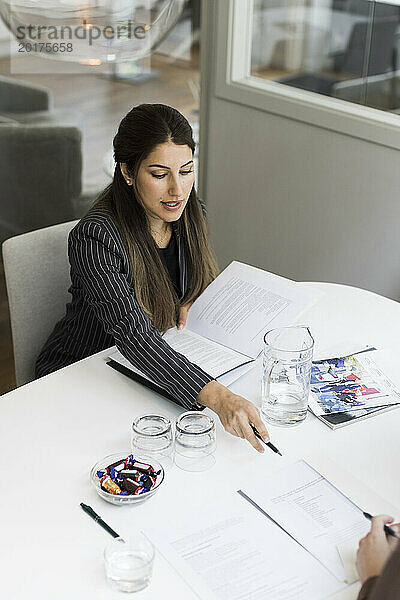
[
  {"x1": 131, "y1": 414, "x2": 173, "y2": 469},
  {"x1": 104, "y1": 534, "x2": 155, "y2": 593},
  {"x1": 174, "y1": 412, "x2": 216, "y2": 471},
  {"x1": 261, "y1": 326, "x2": 314, "y2": 426}
]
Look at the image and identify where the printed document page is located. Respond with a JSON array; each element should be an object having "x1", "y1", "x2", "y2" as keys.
[
  {"x1": 162, "y1": 328, "x2": 253, "y2": 378},
  {"x1": 186, "y1": 261, "x2": 321, "y2": 359},
  {"x1": 242, "y1": 461, "x2": 370, "y2": 582},
  {"x1": 147, "y1": 492, "x2": 343, "y2": 600},
  {"x1": 108, "y1": 326, "x2": 253, "y2": 381}
]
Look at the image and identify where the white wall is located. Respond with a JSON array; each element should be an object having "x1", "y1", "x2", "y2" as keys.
[{"x1": 200, "y1": 2, "x2": 400, "y2": 301}]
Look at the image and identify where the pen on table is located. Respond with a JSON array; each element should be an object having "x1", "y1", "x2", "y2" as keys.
[
  {"x1": 80, "y1": 503, "x2": 120, "y2": 538},
  {"x1": 363, "y1": 512, "x2": 399, "y2": 539},
  {"x1": 250, "y1": 424, "x2": 282, "y2": 456}
]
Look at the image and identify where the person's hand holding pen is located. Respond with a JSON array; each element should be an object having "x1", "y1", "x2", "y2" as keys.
[
  {"x1": 197, "y1": 380, "x2": 270, "y2": 453},
  {"x1": 356, "y1": 514, "x2": 400, "y2": 584}
]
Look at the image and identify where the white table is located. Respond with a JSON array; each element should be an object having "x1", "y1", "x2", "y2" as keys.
[{"x1": 1, "y1": 282, "x2": 400, "y2": 599}]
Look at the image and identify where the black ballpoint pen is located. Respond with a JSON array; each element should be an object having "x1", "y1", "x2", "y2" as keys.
[
  {"x1": 80, "y1": 503, "x2": 120, "y2": 538},
  {"x1": 250, "y1": 424, "x2": 282, "y2": 456},
  {"x1": 363, "y1": 512, "x2": 399, "y2": 539}
]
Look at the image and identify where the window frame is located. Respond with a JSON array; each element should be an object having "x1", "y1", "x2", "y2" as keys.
[{"x1": 214, "y1": 0, "x2": 400, "y2": 150}]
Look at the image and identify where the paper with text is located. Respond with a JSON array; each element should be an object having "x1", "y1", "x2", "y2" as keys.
[
  {"x1": 242, "y1": 461, "x2": 370, "y2": 582},
  {"x1": 108, "y1": 346, "x2": 253, "y2": 388},
  {"x1": 337, "y1": 537, "x2": 360, "y2": 584},
  {"x1": 162, "y1": 328, "x2": 253, "y2": 378},
  {"x1": 186, "y1": 261, "x2": 321, "y2": 358},
  {"x1": 147, "y1": 493, "x2": 343, "y2": 600},
  {"x1": 217, "y1": 359, "x2": 258, "y2": 387}
]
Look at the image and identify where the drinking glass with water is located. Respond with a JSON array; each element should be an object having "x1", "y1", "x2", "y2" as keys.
[
  {"x1": 104, "y1": 534, "x2": 155, "y2": 593},
  {"x1": 261, "y1": 326, "x2": 314, "y2": 426}
]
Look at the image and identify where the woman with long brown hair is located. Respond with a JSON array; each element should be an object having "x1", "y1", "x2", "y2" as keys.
[{"x1": 35, "y1": 103, "x2": 269, "y2": 452}]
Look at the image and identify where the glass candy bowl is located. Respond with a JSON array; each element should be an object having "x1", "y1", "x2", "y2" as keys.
[{"x1": 90, "y1": 452, "x2": 165, "y2": 505}]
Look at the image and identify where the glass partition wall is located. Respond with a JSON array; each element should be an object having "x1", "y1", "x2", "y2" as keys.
[{"x1": 251, "y1": 0, "x2": 400, "y2": 112}]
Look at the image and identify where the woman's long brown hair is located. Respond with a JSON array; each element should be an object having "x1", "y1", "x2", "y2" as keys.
[{"x1": 94, "y1": 103, "x2": 218, "y2": 332}]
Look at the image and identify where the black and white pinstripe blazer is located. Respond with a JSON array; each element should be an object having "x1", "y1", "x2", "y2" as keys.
[{"x1": 35, "y1": 205, "x2": 213, "y2": 409}]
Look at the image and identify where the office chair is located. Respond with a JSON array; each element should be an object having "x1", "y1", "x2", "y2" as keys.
[
  {"x1": 2, "y1": 220, "x2": 78, "y2": 386},
  {"x1": 278, "y1": 17, "x2": 398, "y2": 97},
  {"x1": 0, "y1": 123, "x2": 97, "y2": 243},
  {"x1": 0, "y1": 75, "x2": 81, "y2": 128}
]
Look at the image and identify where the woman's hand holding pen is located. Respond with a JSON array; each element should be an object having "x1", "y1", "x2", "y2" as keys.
[
  {"x1": 356, "y1": 515, "x2": 400, "y2": 584},
  {"x1": 179, "y1": 305, "x2": 270, "y2": 452},
  {"x1": 197, "y1": 380, "x2": 270, "y2": 453}
]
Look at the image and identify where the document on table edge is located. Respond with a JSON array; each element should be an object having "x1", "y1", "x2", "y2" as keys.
[
  {"x1": 146, "y1": 487, "x2": 344, "y2": 600},
  {"x1": 240, "y1": 460, "x2": 371, "y2": 583}
]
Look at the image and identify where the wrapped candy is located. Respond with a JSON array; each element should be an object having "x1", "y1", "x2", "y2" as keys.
[
  {"x1": 100, "y1": 475, "x2": 122, "y2": 495},
  {"x1": 97, "y1": 454, "x2": 158, "y2": 496},
  {"x1": 119, "y1": 469, "x2": 148, "y2": 483},
  {"x1": 121, "y1": 477, "x2": 147, "y2": 495},
  {"x1": 106, "y1": 459, "x2": 126, "y2": 475}
]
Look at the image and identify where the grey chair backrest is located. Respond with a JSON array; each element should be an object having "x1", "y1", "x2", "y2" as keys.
[
  {"x1": 347, "y1": 1, "x2": 400, "y2": 18},
  {"x1": 2, "y1": 220, "x2": 78, "y2": 386},
  {"x1": 0, "y1": 123, "x2": 82, "y2": 241},
  {"x1": 342, "y1": 17, "x2": 398, "y2": 77},
  {"x1": 0, "y1": 74, "x2": 52, "y2": 113}
]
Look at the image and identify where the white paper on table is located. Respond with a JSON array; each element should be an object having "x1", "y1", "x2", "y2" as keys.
[
  {"x1": 186, "y1": 261, "x2": 322, "y2": 359},
  {"x1": 109, "y1": 327, "x2": 254, "y2": 382},
  {"x1": 366, "y1": 348, "x2": 400, "y2": 392},
  {"x1": 241, "y1": 460, "x2": 370, "y2": 582},
  {"x1": 162, "y1": 328, "x2": 253, "y2": 378},
  {"x1": 146, "y1": 492, "x2": 344, "y2": 600},
  {"x1": 217, "y1": 360, "x2": 259, "y2": 387},
  {"x1": 337, "y1": 537, "x2": 360, "y2": 585}
]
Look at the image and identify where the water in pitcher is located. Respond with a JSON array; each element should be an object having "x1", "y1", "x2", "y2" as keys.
[
  {"x1": 263, "y1": 382, "x2": 308, "y2": 425},
  {"x1": 261, "y1": 326, "x2": 314, "y2": 426}
]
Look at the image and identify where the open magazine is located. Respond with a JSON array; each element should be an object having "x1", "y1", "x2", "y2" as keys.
[{"x1": 309, "y1": 348, "x2": 400, "y2": 429}]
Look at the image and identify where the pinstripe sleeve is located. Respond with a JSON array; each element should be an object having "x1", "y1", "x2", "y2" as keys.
[{"x1": 69, "y1": 220, "x2": 213, "y2": 409}]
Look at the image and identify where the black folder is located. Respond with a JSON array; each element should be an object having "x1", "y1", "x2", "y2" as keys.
[{"x1": 107, "y1": 358, "x2": 181, "y2": 406}]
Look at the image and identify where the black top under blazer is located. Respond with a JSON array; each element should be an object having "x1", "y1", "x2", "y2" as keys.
[{"x1": 35, "y1": 204, "x2": 213, "y2": 410}]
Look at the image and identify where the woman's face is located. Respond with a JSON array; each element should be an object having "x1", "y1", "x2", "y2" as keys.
[{"x1": 132, "y1": 141, "x2": 194, "y2": 226}]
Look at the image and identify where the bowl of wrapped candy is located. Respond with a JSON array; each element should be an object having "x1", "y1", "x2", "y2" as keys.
[{"x1": 90, "y1": 452, "x2": 165, "y2": 505}]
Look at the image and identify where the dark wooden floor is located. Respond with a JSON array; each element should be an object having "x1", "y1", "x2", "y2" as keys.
[{"x1": 0, "y1": 50, "x2": 199, "y2": 395}]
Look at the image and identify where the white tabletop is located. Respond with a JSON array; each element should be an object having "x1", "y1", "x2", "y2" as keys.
[{"x1": 1, "y1": 282, "x2": 400, "y2": 600}]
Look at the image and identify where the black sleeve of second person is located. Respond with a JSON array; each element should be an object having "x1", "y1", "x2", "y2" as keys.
[
  {"x1": 69, "y1": 219, "x2": 213, "y2": 409},
  {"x1": 357, "y1": 545, "x2": 400, "y2": 600}
]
